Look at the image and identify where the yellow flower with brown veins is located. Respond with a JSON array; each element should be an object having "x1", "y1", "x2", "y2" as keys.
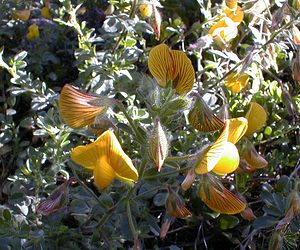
[
  {"x1": 59, "y1": 84, "x2": 108, "y2": 129},
  {"x1": 148, "y1": 44, "x2": 195, "y2": 94},
  {"x1": 26, "y1": 24, "x2": 39, "y2": 40},
  {"x1": 199, "y1": 175, "x2": 246, "y2": 214},
  {"x1": 224, "y1": 72, "x2": 249, "y2": 93},
  {"x1": 244, "y1": 102, "x2": 267, "y2": 137},
  {"x1": 71, "y1": 130, "x2": 139, "y2": 189},
  {"x1": 194, "y1": 117, "x2": 248, "y2": 175}
]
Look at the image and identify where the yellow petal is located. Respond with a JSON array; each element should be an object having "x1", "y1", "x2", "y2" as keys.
[
  {"x1": 242, "y1": 141, "x2": 268, "y2": 169},
  {"x1": 41, "y1": 6, "x2": 51, "y2": 19},
  {"x1": 224, "y1": 6, "x2": 244, "y2": 24},
  {"x1": 170, "y1": 50, "x2": 195, "y2": 94},
  {"x1": 209, "y1": 17, "x2": 238, "y2": 42},
  {"x1": 26, "y1": 24, "x2": 40, "y2": 40},
  {"x1": 227, "y1": 117, "x2": 248, "y2": 144},
  {"x1": 224, "y1": 72, "x2": 249, "y2": 93},
  {"x1": 59, "y1": 84, "x2": 106, "y2": 128},
  {"x1": 93, "y1": 156, "x2": 115, "y2": 189},
  {"x1": 194, "y1": 120, "x2": 229, "y2": 174},
  {"x1": 139, "y1": 4, "x2": 153, "y2": 18},
  {"x1": 225, "y1": 0, "x2": 238, "y2": 10},
  {"x1": 199, "y1": 182, "x2": 246, "y2": 214},
  {"x1": 188, "y1": 95, "x2": 225, "y2": 132},
  {"x1": 212, "y1": 142, "x2": 240, "y2": 175},
  {"x1": 71, "y1": 141, "x2": 100, "y2": 170},
  {"x1": 148, "y1": 44, "x2": 173, "y2": 87},
  {"x1": 98, "y1": 131, "x2": 139, "y2": 183},
  {"x1": 245, "y1": 102, "x2": 267, "y2": 137}
]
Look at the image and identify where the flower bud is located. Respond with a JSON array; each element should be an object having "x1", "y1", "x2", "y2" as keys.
[
  {"x1": 287, "y1": 190, "x2": 300, "y2": 215},
  {"x1": 166, "y1": 187, "x2": 191, "y2": 218},
  {"x1": 292, "y1": 25, "x2": 300, "y2": 45},
  {"x1": 242, "y1": 140, "x2": 268, "y2": 169},
  {"x1": 148, "y1": 118, "x2": 168, "y2": 172},
  {"x1": 188, "y1": 94, "x2": 225, "y2": 132},
  {"x1": 240, "y1": 206, "x2": 256, "y2": 221},
  {"x1": 292, "y1": 49, "x2": 300, "y2": 82},
  {"x1": 149, "y1": 5, "x2": 161, "y2": 40},
  {"x1": 224, "y1": 72, "x2": 249, "y2": 94},
  {"x1": 181, "y1": 169, "x2": 196, "y2": 191},
  {"x1": 36, "y1": 178, "x2": 75, "y2": 216},
  {"x1": 160, "y1": 215, "x2": 174, "y2": 240},
  {"x1": 268, "y1": 231, "x2": 283, "y2": 250},
  {"x1": 104, "y1": 4, "x2": 115, "y2": 15}
]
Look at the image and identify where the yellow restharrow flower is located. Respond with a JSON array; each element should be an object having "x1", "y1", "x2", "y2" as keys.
[
  {"x1": 244, "y1": 102, "x2": 267, "y2": 137},
  {"x1": 194, "y1": 117, "x2": 248, "y2": 175},
  {"x1": 26, "y1": 24, "x2": 40, "y2": 40},
  {"x1": 224, "y1": 5, "x2": 244, "y2": 24},
  {"x1": 208, "y1": 17, "x2": 238, "y2": 48},
  {"x1": 41, "y1": 6, "x2": 51, "y2": 19},
  {"x1": 59, "y1": 84, "x2": 108, "y2": 129},
  {"x1": 148, "y1": 44, "x2": 195, "y2": 94},
  {"x1": 199, "y1": 177, "x2": 246, "y2": 214},
  {"x1": 139, "y1": 4, "x2": 153, "y2": 18},
  {"x1": 71, "y1": 130, "x2": 139, "y2": 189},
  {"x1": 224, "y1": 72, "x2": 249, "y2": 94}
]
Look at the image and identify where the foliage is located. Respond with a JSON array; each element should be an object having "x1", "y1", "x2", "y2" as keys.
[{"x1": 0, "y1": 0, "x2": 300, "y2": 249}]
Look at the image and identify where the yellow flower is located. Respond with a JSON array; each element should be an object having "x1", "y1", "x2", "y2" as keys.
[
  {"x1": 26, "y1": 24, "x2": 39, "y2": 40},
  {"x1": 208, "y1": 17, "x2": 238, "y2": 48},
  {"x1": 188, "y1": 94, "x2": 225, "y2": 132},
  {"x1": 242, "y1": 140, "x2": 268, "y2": 169},
  {"x1": 71, "y1": 130, "x2": 139, "y2": 189},
  {"x1": 41, "y1": 6, "x2": 51, "y2": 19},
  {"x1": 194, "y1": 117, "x2": 248, "y2": 175},
  {"x1": 59, "y1": 84, "x2": 107, "y2": 129},
  {"x1": 224, "y1": 5, "x2": 244, "y2": 24},
  {"x1": 225, "y1": 0, "x2": 238, "y2": 10},
  {"x1": 166, "y1": 187, "x2": 191, "y2": 218},
  {"x1": 139, "y1": 4, "x2": 153, "y2": 18},
  {"x1": 245, "y1": 102, "x2": 267, "y2": 137},
  {"x1": 13, "y1": 9, "x2": 31, "y2": 21},
  {"x1": 199, "y1": 177, "x2": 246, "y2": 214},
  {"x1": 148, "y1": 44, "x2": 195, "y2": 94},
  {"x1": 224, "y1": 72, "x2": 249, "y2": 93}
]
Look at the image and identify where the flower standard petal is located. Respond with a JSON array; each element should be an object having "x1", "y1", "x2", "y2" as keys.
[
  {"x1": 188, "y1": 95, "x2": 225, "y2": 132},
  {"x1": 224, "y1": 72, "x2": 249, "y2": 93},
  {"x1": 245, "y1": 102, "x2": 267, "y2": 137},
  {"x1": 59, "y1": 84, "x2": 107, "y2": 128},
  {"x1": 170, "y1": 50, "x2": 195, "y2": 94},
  {"x1": 224, "y1": 6, "x2": 244, "y2": 24},
  {"x1": 148, "y1": 44, "x2": 173, "y2": 88},
  {"x1": 227, "y1": 117, "x2": 248, "y2": 144},
  {"x1": 199, "y1": 181, "x2": 246, "y2": 214},
  {"x1": 71, "y1": 141, "x2": 100, "y2": 170}
]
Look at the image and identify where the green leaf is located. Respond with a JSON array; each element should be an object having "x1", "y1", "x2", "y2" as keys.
[
  {"x1": 253, "y1": 215, "x2": 279, "y2": 229},
  {"x1": 217, "y1": 215, "x2": 240, "y2": 230}
]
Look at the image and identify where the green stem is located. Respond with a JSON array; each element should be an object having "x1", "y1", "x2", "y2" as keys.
[
  {"x1": 165, "y1": 154, "x2": 197, "y2": 162},
  {"x1": 143, "y1": 166, "x2": 191, "y2": 180},
  {"x1": 115, "y1": 101, "x2": 145, "y2": 143},
  {"x1": 138, "y1": 155, "x2": 149, "y2": 180},
  {"x1": 126, "y1": 200, "x2": 138, "y2": 243}
]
